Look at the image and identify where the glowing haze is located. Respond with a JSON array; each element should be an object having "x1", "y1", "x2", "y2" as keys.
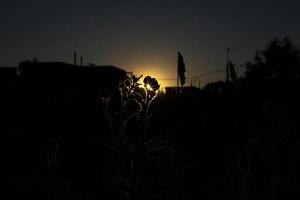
[{"x1": 1, "y1": 0, "x2": 300, "y2": 86}]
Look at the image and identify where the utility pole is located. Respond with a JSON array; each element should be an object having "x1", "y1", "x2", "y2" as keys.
[
  {"x1": 74, "y1": 51, "x2": 77, "y2": 66},
  {"x1": 177, "y1": 70, "x2": 179, "y2": 91},
  {"x1": 226, "y1": 48, "x2": 230, "y2": 82}
]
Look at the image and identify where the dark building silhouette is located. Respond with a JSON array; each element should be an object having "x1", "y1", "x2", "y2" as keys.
[
  {"x1": 18, "y1": 61, "x2": 126, "y2": 90},
  {"x1": 1, "y1": 61, "x2": 127, "y2": 136},
  {"x1": 0, "y1": 67, "x2": 18, "y2": 134}
]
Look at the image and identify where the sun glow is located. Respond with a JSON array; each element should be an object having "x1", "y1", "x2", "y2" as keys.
[
  {"x1": 138, "y1": 75, "x2": 165, "y2": 93},
  {"x1": 145, "y1": 84, "x2": 153, "y2": 91},
  {"x1": 132, "y1": 69, "x2": 170, "y2": 91}
]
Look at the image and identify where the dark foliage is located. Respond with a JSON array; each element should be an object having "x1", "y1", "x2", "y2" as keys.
[{"x1": 245, "y1": 37, "x2": 300, "y2": 80}]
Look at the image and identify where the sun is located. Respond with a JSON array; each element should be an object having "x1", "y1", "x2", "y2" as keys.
[
  {"x1": 129, "y1": 64, "x2": 175, "y2": 92},
  {"x1": 145, "y1": 84, "x2": 153, "y2": 91},
  {"x1": 141, "y1": 76, "x2": 165, "y2": 93},
  {"x1": 135, "y1": 71, "x2": 165, "y2": 90}
]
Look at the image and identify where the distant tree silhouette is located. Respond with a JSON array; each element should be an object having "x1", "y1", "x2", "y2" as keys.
[{"x1": 245, "y1": 37, "x2": 300, "y2": 80}]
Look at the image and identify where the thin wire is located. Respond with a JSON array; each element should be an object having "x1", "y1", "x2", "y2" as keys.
[
  {"x1": 158, "y1": 68, "x2": 226, "y2": 81},
  {"x1": 188, "y1": 69, "x2": 225, "y2": 79}
]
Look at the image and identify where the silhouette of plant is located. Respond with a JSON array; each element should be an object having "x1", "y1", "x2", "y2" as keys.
[
  {"x1": 38, "y1": 139, "x2": 69, "y2": 200},
  {"x1": 99, "y1": 73, "x2": 182, "y2": 200}
]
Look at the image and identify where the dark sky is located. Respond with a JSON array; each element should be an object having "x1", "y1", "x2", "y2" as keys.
[{"x1": 1, "y1": 0, "x2": 300, "y2": 86}]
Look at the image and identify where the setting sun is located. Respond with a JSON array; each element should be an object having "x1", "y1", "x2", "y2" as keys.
[
  {"x1": 145, "y1": 84, "x2": 153, "y2": 91},
  {"x1": 138, "y1": 74, "x2": 165, "y2": 92},
  {"x1": 130, "y1": 66, "x2": 176, "y2": 91}
]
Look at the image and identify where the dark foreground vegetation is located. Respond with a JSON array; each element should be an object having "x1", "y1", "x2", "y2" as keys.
[{"x1": 2, "y1": 37, "x2": 300, "y2": 200}]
